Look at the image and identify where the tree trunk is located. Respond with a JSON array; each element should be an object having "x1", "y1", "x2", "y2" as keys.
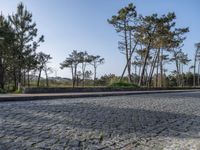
[
  {"x1": 82, "y1": 63, "x2": 85, "y2": 87},
  {"x1": 13, "y1": 68, "x2": 17, "y2": 90},
  {"x1": 0, "y1": 66, "x2": 4, "y2": 89},
  {"x1": 139, "y1": 40, "x2": 151, "y2": 86},
  {"x1": 76, "y1": 75, "x2": 79, "y2": 87},
  {"x1": 139, "y1": 63, "x2": 142, "y2": 79},
  {"x1": 156, "y1": 54, "x2": 159, "y2": 88},
  {"x1": 94, "y1": 66, "x2": 97, "y2": 86},
  {"x1": 0, "y1": 56, "x2": 4, "y2": 89},
  {"x1": 37, "y1": 68, "x2": 42, "y2": 87},
  {"x1": 73, "y1": 65, "x2": 77, "y2": 87},
  {"x1": 160, "y1": 49, "x2": 163, "y2": 87},
  {"x1": 71, "y1": 66, "x2": 75, "y2": 88},
  {"x1": 23, "y1": 70, "x2": 26, "y2": 86},
  {"x1": 27, "y1": 71, "x2": 30, "y2": 87},
  {"x1": 182, "y1": 63, "x2": 184, "y2": 87},
  {"x1": 145, "y1": 67, "x2": 148, "y2": 86},
  {"x1": 175, "y1": 58, "x2": 180, "y2": 86},
  {"x1": 139, "y1": 28, "x2": 155, "y2": 86},
  {"x1": 18, "y1": 49, "x2": 23, "y2": 89},
  {"x1": 134, "y1": 64, "x2": 137, "y2": 83},
  {"x1": 148, "y1": 49, "x2": 159, "y2": 87},
  {"x1": 124, "y1": 24, "x2": 131, "y2": 83},
  {"x1": 198, "y1": 62, "x2": 200, "y2": 86},
  {"x1": 127, "y1": 30, "x2": 132, "y2": 83},
  {"x1": 45, "y1": 69, "x2": 49, "y2": 87},
  {"x1": 18, "y1": 68, "x2": 22, "y2": 89},
  {"x1": 12, "y1": 49, "x2": 17, "y2": 90},
  {"x1": 120, "y1": 41, "x2": 138, "y2": 82},
  {"x1": 193, "y1": 48, "x2": 197, "y2": 86},
  {"x1": 72, "y1": 77, "x2": 75, "y2": 88}
]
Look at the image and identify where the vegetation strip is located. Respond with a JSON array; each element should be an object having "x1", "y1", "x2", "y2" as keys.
[{"x1": 0, "y1": 90, "x2": 198, "y2": 102}]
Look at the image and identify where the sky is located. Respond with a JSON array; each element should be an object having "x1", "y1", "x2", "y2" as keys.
[{"x1": 0, "y1": 0, "x2": 199, "y2": 78}]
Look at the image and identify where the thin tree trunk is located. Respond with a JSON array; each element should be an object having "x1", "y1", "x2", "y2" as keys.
[
  {"x1": 156, "y1": 52, "x2": 160, "y2": 88},
  {"x1": 139, "y1": 27, "x2": 155, "y2": 86},
  {"x1": 71, "y1": 66, "x2": 75, "y2": 88},
  {"x1": 124, "y1": 24, "x2": 131, "y2": 83},
  {"x1": 139, "y1": 63, "x2": 142, "y2": 79},
  {"x1": 82, "y1": 63, "x2": 85, "y2": 87},
  {"x1": 198, "y1": 62, "x2": 200, "y2": 86},
  {"x1": 74, "y1": 65, "x2": 77, "y2": 87},
  {"x1": 134, "y1": 64, "x2": 137, "y2": 83},
  {"x1": 193, "y1": 48, "x2": 197, "y2": 86},
  {"x1": 156, "y1": 64, "x2": 158, "y2": 87},
  {"x1": 72, "y1": 77, "x2": 75, "y2": 88},
  {"x1": 18, "y1": 45, "x2": 22, "y2": 89},
  {"x1": 94, "y1": 66, "x2": 97, "y2": 86},
  {"x1": 120, "y1": 41, "x2": 138, "y2": 81},
  {"x1": 0, "y1": 67, "x2": 4, "y2": 89},
  {"x1": 76, "y1": 75, "x2": 79, "y2": 87},
  {"x1": 181, "y1": 63, "x2": 184, "y2": 87},
  {"x1": 23, "y1": 70, "x2": 26, "y2": 86},
  {"x1": 13, "y1": 68, "x2": 17, "y2": 90},
  {"x1": 27, "y1": 71, "x2": 30, "y2": 87},
  {"x1": 175, "y1": 59, "x2": 180, "y2": 86},
  {"x1": 139, "y1": 41, "x2": 151, "y2": 86},
  {"x1": 145, "y1": 66, "x2": 148, "y2": 87},
  {"x1": 148, "y1": 49, "x2": 159, "y2": 87},
  {"x1": 12, "y1": 49, "x2": 17, "y2": 90},
  {"x1": 18, "y1": 68, "x2": 22, "y2": 89},
  {"x1": 127, "y1": 30, "x2": 132, "y2": 83},
  {"x1": 37, "y1": 68, "x2": 42, "y2": 87},
  {"x1": 160, "y1": 49, "x2": 163, "y2": 87},
  {"x1": 0, "y1": 57, "x2": 4, "y2": 89},
  {"x1": 45, "y1": 69, "x2": 49, "y2": 87}
]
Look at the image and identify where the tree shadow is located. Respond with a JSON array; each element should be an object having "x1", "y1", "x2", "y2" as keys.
[{"x1": 1, "y1": 101, "x2": 200, "y2": 141}]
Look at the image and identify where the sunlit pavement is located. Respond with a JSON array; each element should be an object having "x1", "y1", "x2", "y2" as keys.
[{"x1": 0, "y1": 92, "x2": 200, "y2": 149}]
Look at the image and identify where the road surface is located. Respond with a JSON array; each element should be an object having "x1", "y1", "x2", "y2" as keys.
[{"x1": 0, "y1": 91, "x2": 200, "y2": 149}]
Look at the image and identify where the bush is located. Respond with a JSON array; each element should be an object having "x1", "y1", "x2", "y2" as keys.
[
  {"x1": 109, "y1": 76, "x2": 120, "y2": 84},
  {"x1": 0, "y1": 88, "x2": 7, "y2": 93},
  {"x1": 14, "y1": 89, "x2": 22, "y2": 94},
  {"x1": 109, "y1": 81, "x2": 139, "y2": 88}
]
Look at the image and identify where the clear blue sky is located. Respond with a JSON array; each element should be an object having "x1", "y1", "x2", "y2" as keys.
[{"x1": 0, "y1": 0, "x2": 199, "y2": 78}]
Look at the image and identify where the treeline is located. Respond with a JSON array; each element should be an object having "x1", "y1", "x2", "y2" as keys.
[
  {"x1": 1, "y1": 2, "x2": 200, "y2": 91},
  {"x1": 0, "y1": 3, "x2": 51, "y2": 90},
  {"x1": 108, "y1": 3, "x2": 195, "y2": 87},
  {"x1": 60, "y1": 50, "x2": 104, "y2": 87},
  {"x1": 95, "y1": 73, "x2": 195, "y2": 87}
]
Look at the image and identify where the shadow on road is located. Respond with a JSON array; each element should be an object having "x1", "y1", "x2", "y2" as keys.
[{"x1": 1, "y1": 100, "x2": 200, "y2": 140}]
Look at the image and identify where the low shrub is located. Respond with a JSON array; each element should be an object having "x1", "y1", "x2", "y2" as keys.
[
  {"x1": 109, "y1": 81, "x2": 139, "y2": 88},
  {"x1": 0, "y1": 88, "x2": 7, "y2": 93}
]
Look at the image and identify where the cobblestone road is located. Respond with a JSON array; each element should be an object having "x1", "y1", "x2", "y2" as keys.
[{"x1": 0, "y1": 92, "x2": 200, "y2": 150}]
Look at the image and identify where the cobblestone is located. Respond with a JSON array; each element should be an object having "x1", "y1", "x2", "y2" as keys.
[{"x1": 0, "y1": 91, "x2": 200, "y2": 149}]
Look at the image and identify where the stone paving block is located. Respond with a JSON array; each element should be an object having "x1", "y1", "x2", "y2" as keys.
[{"x1": 0, "y1": 91, "x2": 200, "y2": 149}]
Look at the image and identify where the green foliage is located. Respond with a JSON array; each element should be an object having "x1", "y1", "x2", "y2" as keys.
[
  {"x1": 0, "y1": 2, "x2": 195, "y2": 90},
  {"x1": 108, "y1": 3, "x2": 190, "y2": 87},
  {"x1": 0, "y1": 88, "x2": 7, "y2": 93},
  {"x1": 109, "y1": 81, "x2": 139, "y2": 88},
  {"x1": 109, "y1": 76, "x2": 120, "y2": 84},
  {"x1": 36, "y1": 52, "x2": 52, "y2": 87},
  {"x1": 14, "y1": 89, "x2": 22, "y2": 94},
  {"x1": 0, "y1": 2, "x2": 46, "y2": 91},
  {"x1": 96, "y1": 74, "x2": 117, "y2": 86},
  {"x1": 61, "y1": 50, "x2": 105, "y2": 88}
]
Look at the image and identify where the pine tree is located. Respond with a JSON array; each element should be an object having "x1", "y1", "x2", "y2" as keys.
[{"x1": 9, "y1": 2, "x2": 44, "y2": 89}]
